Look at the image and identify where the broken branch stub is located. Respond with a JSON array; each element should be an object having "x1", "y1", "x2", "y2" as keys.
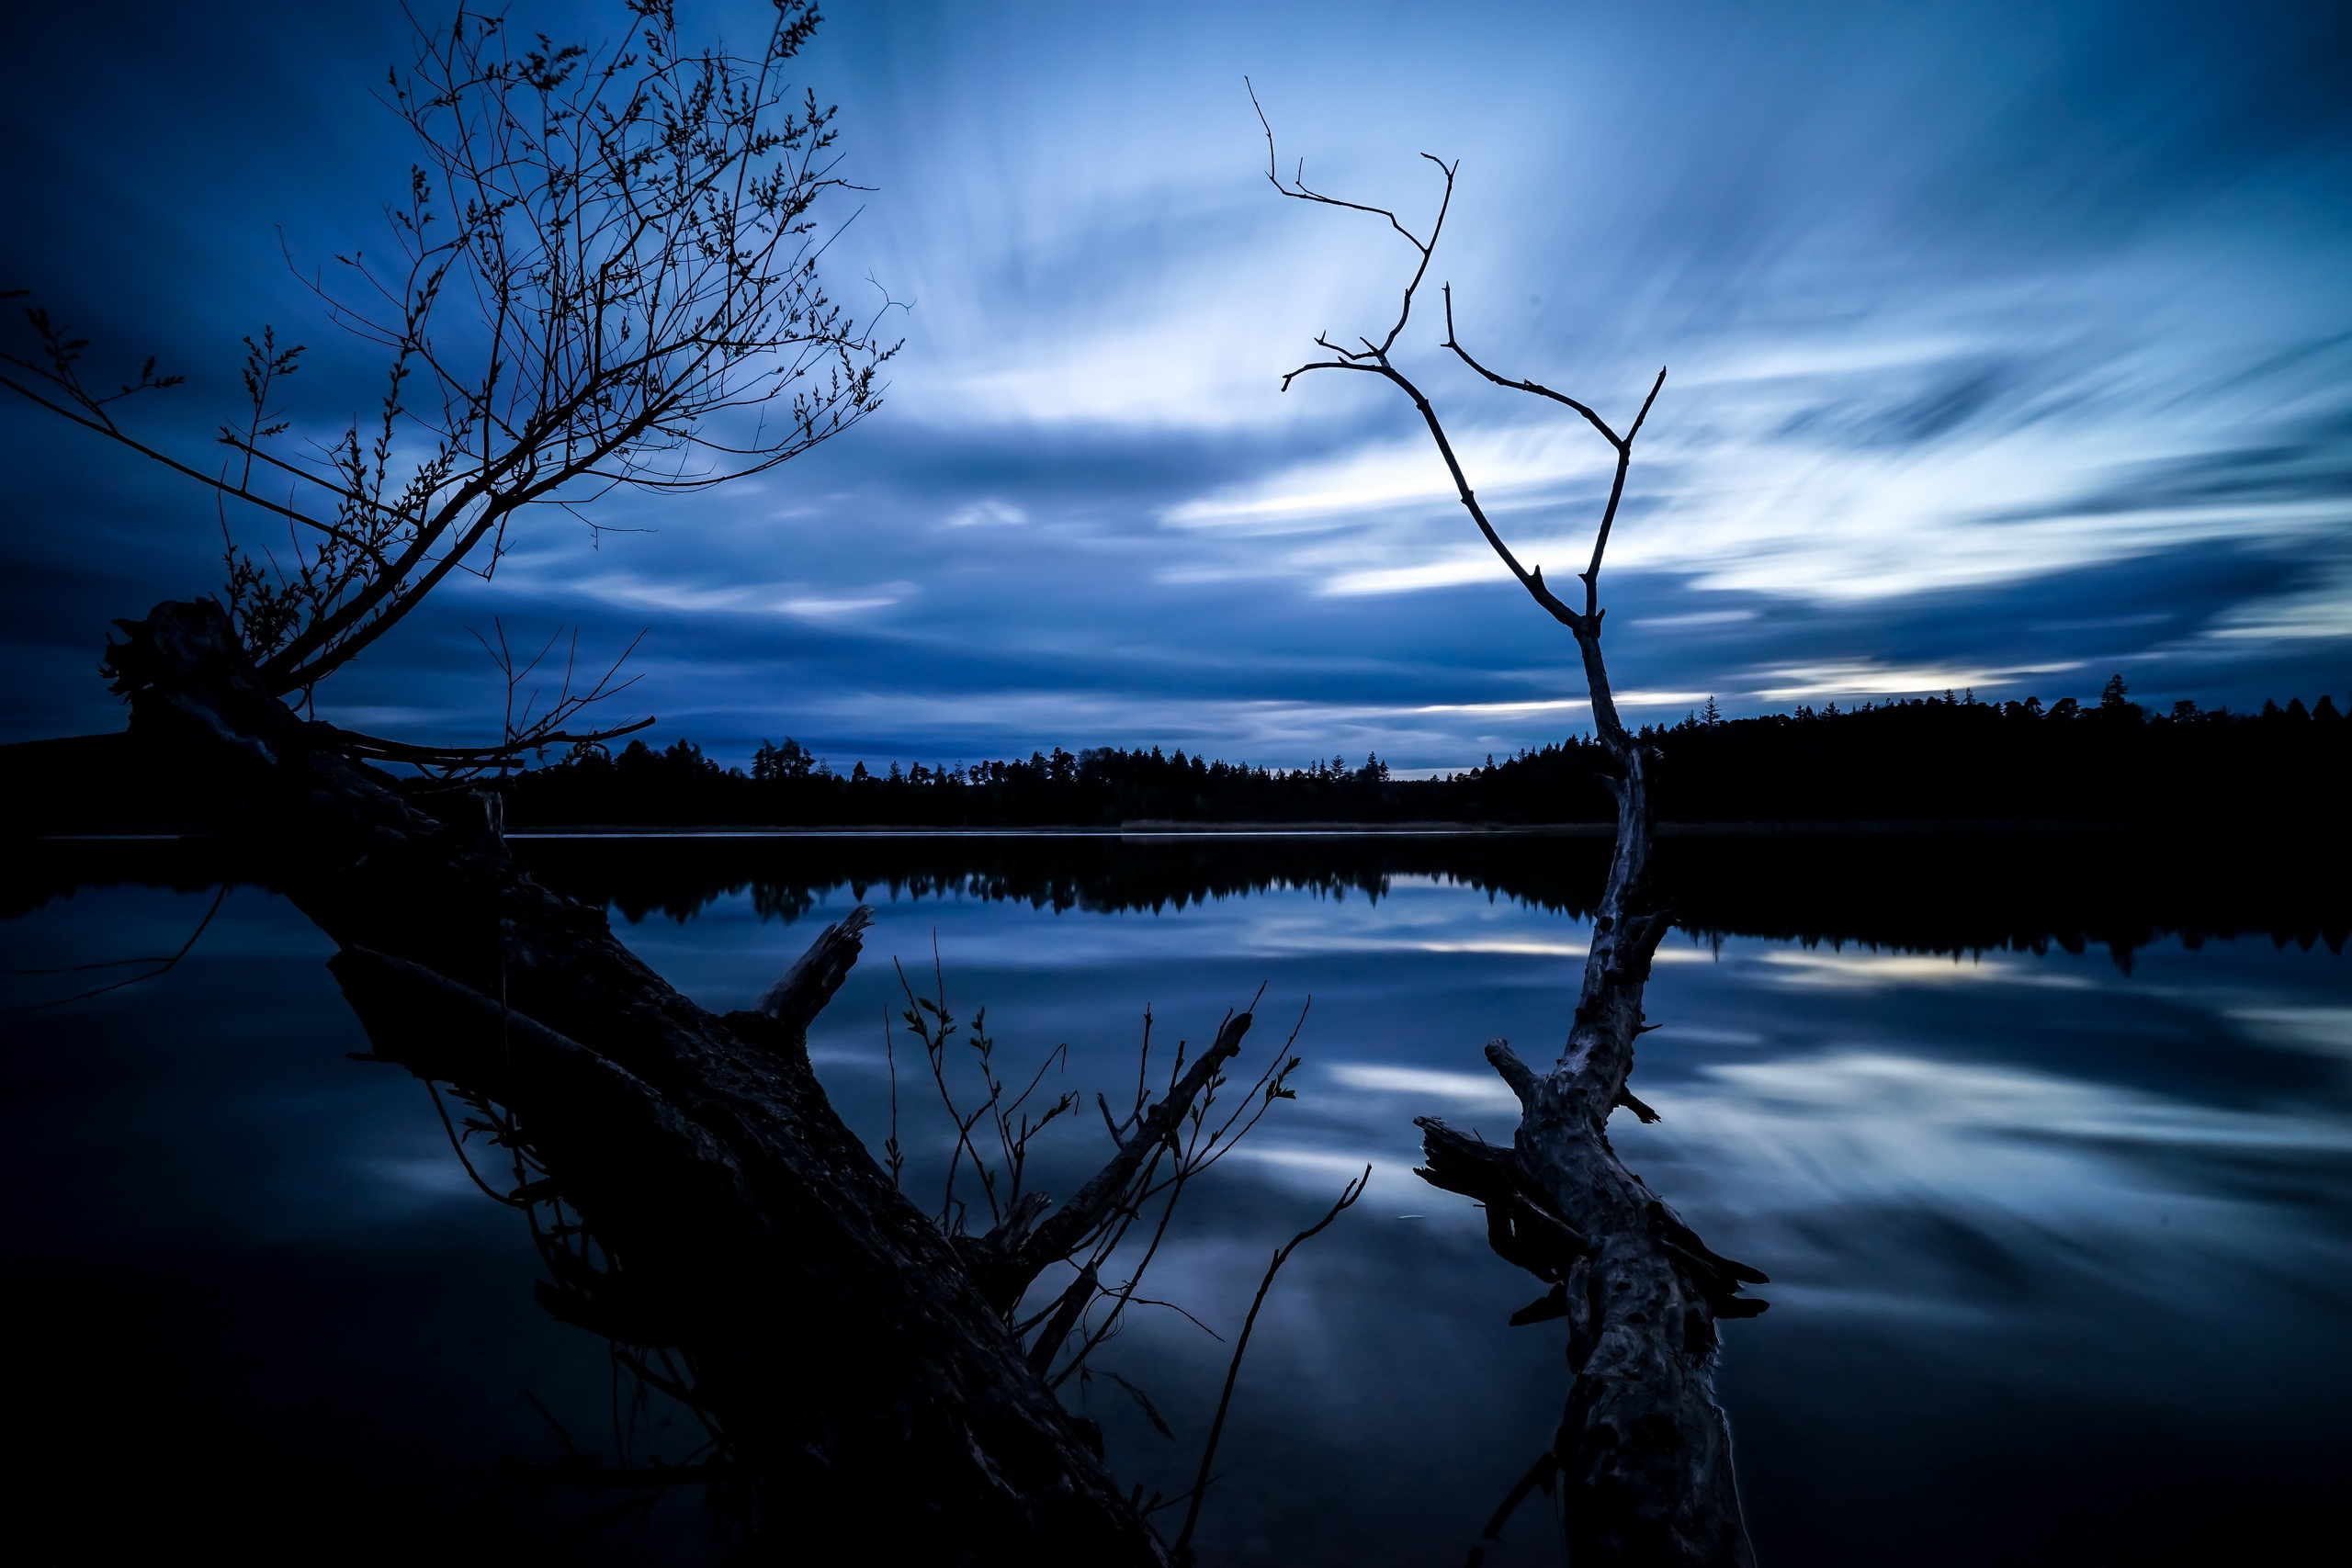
[{"x1": 754, "y1": 902, "x2": 876, "y2": 1039}]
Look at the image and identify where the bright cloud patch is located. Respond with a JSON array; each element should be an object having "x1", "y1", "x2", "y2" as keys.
[{"x1": 1328, "y1": 1064, "x2": 1523, "y2": 1110}]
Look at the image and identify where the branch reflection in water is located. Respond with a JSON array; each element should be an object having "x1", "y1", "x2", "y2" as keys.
[{"x1": 3, "y1": 829, "x2": 2346, "y2": 1562}]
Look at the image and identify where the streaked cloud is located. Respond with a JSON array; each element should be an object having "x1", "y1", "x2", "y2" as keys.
[
  {"x1": 2229, "y1": 1008, "x2": 2352, "y2": 1060},
  {"x1": 1753, "y1": 951, "x2": 2096, "y2": 990},
  {"x1": 942, "y1": 499, "x2": 1029, "y2": 529},
  {"x1": 1747, "y1": 660, "x2": 2083, "y2": 702},
  {"x1": 2, "y1": 0, "x2": 2346, "y2": 757}
]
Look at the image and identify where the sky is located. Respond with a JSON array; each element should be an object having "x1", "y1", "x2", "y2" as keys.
[{"x1": 3, "y1": 0, "x2": 2348, "y2": 770}]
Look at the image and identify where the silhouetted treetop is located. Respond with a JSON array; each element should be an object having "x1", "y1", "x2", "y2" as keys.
[{"x1": 482, "y1": 683, "x2": 2350, "y2": 830}]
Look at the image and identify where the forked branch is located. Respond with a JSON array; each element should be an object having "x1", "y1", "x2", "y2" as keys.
[
  {"x1": 1250, "y1": 87, "x2": 1667, "y2": 705},
  {"x1": 1261, "y1": 108, "x2": 1766, "y2": 1567},
  {"x1": 6, "y1": 2, "x2": 899, "y2": 717},
  {"x1": 1248, "y1": 79, "x2": 1451, "y2": 362},
  {"x1": 1015, "y1": 1009, "x2": 1252, "y2": 1269},
  {"x1": 1442, "y1": 287, "x2": 1665, "y2": 625}
]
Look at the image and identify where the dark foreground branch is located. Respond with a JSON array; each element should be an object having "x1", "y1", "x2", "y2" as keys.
[
  {"x1": 755, "y1": 902, "x2": 876, "y2": 1039},
  {"x1": 982, "y1": 1010, "x2": 1255, "y2": 1304},
  {"x1": 105, "y1": 597, "x2": 1165, "y2": 1565}
]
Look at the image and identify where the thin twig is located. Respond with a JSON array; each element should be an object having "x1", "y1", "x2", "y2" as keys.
[
  {"x1": 1172, "y1": 1165, "x2": 1371, "y2": 1560},
  {"x1": 882, "y1": 1000, "x2": 904, "y2": 1189},
  {"x1": 2, "y1": 882, "x2": 230, "y2": 1012}
]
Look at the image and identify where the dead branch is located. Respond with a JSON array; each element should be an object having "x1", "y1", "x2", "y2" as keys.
[
  {"x1": 1006, "y1": 1012, "x2": 1251, "y2": 1277},
  {"x1": 5, "y1": 1, "x2": 896, "y2": 731},
  {"x1": 916, "y1": 995, "x2": 1275, "y2": 1317},
  {"x1": 0, "y1": 881, "x2": 230, "y2": 1012},
  {"x1": 107, "y1": 597, "x2": 1164, "y2": 1563},
  {"x1": 1259, "y1": 96, "x2": 1762, "y2": 1565},
  {"x1": 756, "y1": 903, "x2": 876, "y2": 1038},
  {"x1": 1035, "y1": 998, "x2": 1307, "y2": 1391}
]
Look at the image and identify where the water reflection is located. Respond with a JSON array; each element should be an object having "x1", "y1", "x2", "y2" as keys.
[
  {"x1": 3, "y1": 836, "x2": 2347, "y2": 1564},
  {"x1": 17, "y1": 827, "x2": 2350, "y2": 961}
]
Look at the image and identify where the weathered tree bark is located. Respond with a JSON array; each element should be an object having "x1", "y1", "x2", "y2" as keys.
[
  {"x1": 1251, "y1": 119, "x2": 1770, "y2": 1558},
  {"x1": 106, "y1": 599, "x2": 1168, "y2": 1564},
  {"x1": 1415, "y1": 618, "x2": 1766, "y2": 1568}
]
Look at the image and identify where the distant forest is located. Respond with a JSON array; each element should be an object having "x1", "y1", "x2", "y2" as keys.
[{"x1": 507, "y1": 679, "x2": 2349, "y2": 829}]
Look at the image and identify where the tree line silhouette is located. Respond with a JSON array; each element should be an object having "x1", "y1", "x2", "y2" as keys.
[{"x1": 502, "y1": 679, "x2": 2349, "y2": 829}]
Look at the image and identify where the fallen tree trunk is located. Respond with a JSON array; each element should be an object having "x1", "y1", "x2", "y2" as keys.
[
  {"x1": 1415, "y1": 629, "x2": 1765, "y2": 1568},
  {"x1": 106, "y1": 599, "x2": 1169, "y2": 1563}
]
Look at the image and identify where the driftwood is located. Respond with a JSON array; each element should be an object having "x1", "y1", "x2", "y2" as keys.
[
  {"x1": 107, "y1": 598, "x2": 1186, "y2": 1562},
  {"x1": 1408, "y1": 679, "x2": 1766, "y2": 1564},
  {"x1": 1257, "y1": 112, "x2": 1768, "y2": 1565}
]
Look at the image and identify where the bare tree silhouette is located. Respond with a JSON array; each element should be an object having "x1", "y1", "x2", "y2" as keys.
[
  {"x1": 1256, "y1": 84, "x2": 1767, "y2": 1568},
  {"x1": 5, "y1": 0, "x2": 894, "y2": 768}
]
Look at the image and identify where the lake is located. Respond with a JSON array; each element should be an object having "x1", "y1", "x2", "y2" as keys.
[{"x1": 5, "y1": 830, "x2": 2347, "y2": 1564}]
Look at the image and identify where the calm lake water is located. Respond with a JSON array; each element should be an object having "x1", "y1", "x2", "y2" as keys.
[{"x1": 5, "y1": 832, "x2": 2347, "y2": 1564}]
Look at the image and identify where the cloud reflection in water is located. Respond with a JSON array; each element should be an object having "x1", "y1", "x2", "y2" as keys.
[{"x1": 4, "y1": 863, "x2": 2345, "y2": 1563}]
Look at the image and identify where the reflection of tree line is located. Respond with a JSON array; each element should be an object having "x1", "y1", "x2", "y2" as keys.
[
  {"x1": 15, "y1": 828, "x2": 2345, "y2": 967},
  {"x1": 510, "y1": 831, "x2": 2351, "y2": 966}
]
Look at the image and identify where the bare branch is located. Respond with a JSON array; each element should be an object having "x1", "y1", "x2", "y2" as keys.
[
  {"x1": 1024, "y1": 1261, "x2": 1098, "y2": 1378},
  {"x1": 1249, "y1": 78, "x2": 1453, "y2": 359},
  {"x1": 6, "y1": 1, "x2": 899, "y2": 712},
  {"x1": 1614, "y1": 1086, "x2": 1662, "y2": 1124},
  {"x1": 2, "y1": 883, "x2": 229, "y2": 1013},
  {"x1": 321, "y1": 715, "x2": 655, "y2": 771},
  {"x1": 1006, "y1": 1009, "x2": 1253, "y2": 1280},
  {"x1": 1442, "y1": 284, "x2": 1627, "y2": 446},
  {"x1": 1253, "y1": 98, "x2": 1607, "y2": 644},
  {"x1": 1484, "y1": 1037, "x2": 1538, "y2": 1109}
]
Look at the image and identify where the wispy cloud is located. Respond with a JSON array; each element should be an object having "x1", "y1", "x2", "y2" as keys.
[
  {"x1": 573, "y1": 573, "x2": 917, "y2": 621},
  {"x1": 3, "y1": 0, "x2": 2346, "y2": 751},
  {"x1": 1754, "y1": 951, "x2": 2095, "y2": 990},
  {"x1": 1328, "y1": 1064, "x2": 1522, "y2": 1111},
  {"x1": 942, "y1": 499, "x2": 1028, "y2": 529},
  {"x1": 1745, "y1": 660, "x2": 2082, "y2": 702}
]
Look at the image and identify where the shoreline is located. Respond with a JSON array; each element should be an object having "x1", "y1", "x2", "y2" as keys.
[{"x1": 29, "y1": 818, "x2": 2142, "y2": 842}]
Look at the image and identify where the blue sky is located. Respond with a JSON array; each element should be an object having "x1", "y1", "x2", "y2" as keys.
[{"x1": 4, "y1": 0, "x2": 2347, "y2": 769}]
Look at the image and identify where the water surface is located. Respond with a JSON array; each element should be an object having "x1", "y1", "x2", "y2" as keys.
[{"x1": 4, "y1": 832, "x2": 2346, "y2": 1563}]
